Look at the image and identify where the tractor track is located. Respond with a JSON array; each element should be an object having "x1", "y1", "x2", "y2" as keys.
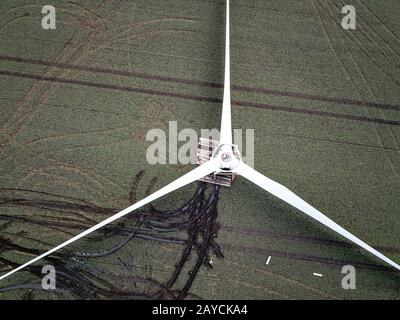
[
  {"x1": 1, "y1": 69, "x2": 399, "y2": 127},
  {"x1": 1, "y1": 54, "x2": 399, "y2": 112}
]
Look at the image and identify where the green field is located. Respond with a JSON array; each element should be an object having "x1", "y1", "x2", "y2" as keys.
[{"x1": 0, "y1": 0, "x2": 400, "y2": 299}]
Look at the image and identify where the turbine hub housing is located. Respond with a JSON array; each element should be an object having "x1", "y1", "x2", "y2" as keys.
[{"x1": 212, "y1": 144, "x2": 241, "y2": 171}]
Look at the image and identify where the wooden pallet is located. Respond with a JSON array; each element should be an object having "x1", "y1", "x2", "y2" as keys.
[{"x1": 197, "y1": 137, "x2": 235, "y2": 187}]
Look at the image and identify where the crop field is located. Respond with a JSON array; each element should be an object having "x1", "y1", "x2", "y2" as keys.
[{"x1": 0, "y1": 0, "x2": 399, "y2": 299}]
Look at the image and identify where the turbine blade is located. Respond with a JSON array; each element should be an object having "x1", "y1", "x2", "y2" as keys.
[
  {"x1": 234, "y1": 162, "x2": 400, "y2": 271},
  {"x1": 220, "y1": 0, "x2": 232, "y2": 145},
  {"x1": 0, "y1": 160, "x2": 219, "y2": 281}
]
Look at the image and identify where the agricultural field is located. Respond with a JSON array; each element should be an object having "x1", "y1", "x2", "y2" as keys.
[{"x1": 0, "y1": 0, "x2": 399, "y2": 299}]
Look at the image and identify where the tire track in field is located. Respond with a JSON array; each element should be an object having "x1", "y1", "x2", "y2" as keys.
[
  {"x1": 331, "y1": 2, "x2": 400, "y2": 88},
  {"x1": 0, "y1": 0, "x2": 109, "y2": 137},
  {"x1": 312, "y1": 0, "x2": 399, "y2": 179},
  {"x1": 222, "y1": 225, "x2": 400, "y2": 254},
  {"x1": 226, "y1": 257, "x2": 340, "y2": 300},
  {"x1": 1, "y1": 54, "x2": 399, "y2": 112},
  {"x1": 325, "y1": 0, "x2": 400, "y2": 178},
  {"x1": 352, "y1": 1, "x2": 400, "y2": 65},
  {"x1": 0, "y1": 0, "x2": 115, "y2": 134},
  {"x1": 0, "y1": 95, "x2": 398, "y2": 154},
  {"x1": 355, "y1": 0, "x2": 400, "y2": 51},
  {"x1": 0, "y1": 3, "x2": 108, "y2": 204},
  {"x1": 0, "y1": 1, "x2": 134, "y2": 206},
  {"x1": 1, "y1": 69, "x2": 399, "y2": 127},
  {"x1": 222, "y1": 243, "x2": 395, "y2": 273},
  {"x1": 350, "y1": 0, "x2": 400, "y2": 154},
  {"x1": 0, "y1": 10, "x2": 86, "y2": 129},
  {"x1": 336, "y1": 0, "x2": 400, "y2": 155},
  {"x1": 0, "y1": 1, "x2": 192, "y2": 199},
  {"x1": 3, "y1": 186, "x2": 399, "y2": 255}
]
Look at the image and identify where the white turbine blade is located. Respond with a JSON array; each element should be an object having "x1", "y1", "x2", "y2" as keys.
[
  {"x1": 220, "y1": 0, "x2": 232, "y2": 145},
  {"x1": 0, "y1": 160, "x2": 219, "y2": 281},
  {"x1": 234, "y1": 162, "x2": 400, "y2": 271}
]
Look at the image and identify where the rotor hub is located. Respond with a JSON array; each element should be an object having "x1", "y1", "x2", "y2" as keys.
[{"x1": 212, "y1": 144, "x2": 241, "y2": 171}]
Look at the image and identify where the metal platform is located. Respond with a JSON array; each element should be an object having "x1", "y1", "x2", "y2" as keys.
[{"x1": 197, "y1": 137, "x2": 235, "y2": 187}]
